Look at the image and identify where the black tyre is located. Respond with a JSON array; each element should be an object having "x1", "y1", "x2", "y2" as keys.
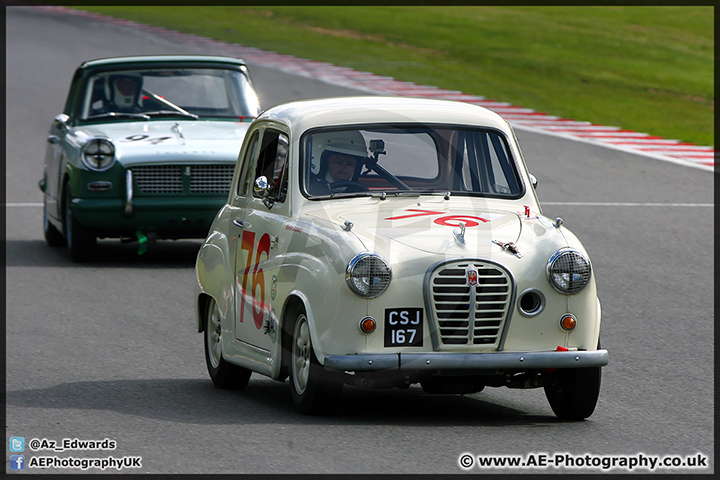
[
  {"x1": 63, "y1": 186, "x2": 96, "y2": 262},
  {"x1": 544, "y1": 365, "x2": 602, "y2": 420},
  {"x1": 204, "y1": 297, "x2": 252, "y2": 389},
  {"x1": 43, "y1": 196, "x2": 65, "y2": 247},
  {"x1": 288, "y1": 309, "x2": 342, "y2": 415}
]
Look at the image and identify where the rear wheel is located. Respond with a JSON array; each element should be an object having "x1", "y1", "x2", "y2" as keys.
[
  {"x1": 63, "y1": 186, "x2": 96, "y2": 262},
  {"x1": 204, "y1": 297, "x2": 251, "y2": 389},
  {"x1": 289, "y1": 309, "x2": 342, "y2": 415}
]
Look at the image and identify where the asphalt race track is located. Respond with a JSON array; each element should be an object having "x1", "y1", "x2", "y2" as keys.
[{"x1": 5, "y1": 6, "x2": 714, "y2": 475}]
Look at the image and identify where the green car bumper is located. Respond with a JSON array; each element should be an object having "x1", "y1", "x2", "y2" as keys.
[{"x1": 70, "y1": 196, "x2": 225, "y2": 238}]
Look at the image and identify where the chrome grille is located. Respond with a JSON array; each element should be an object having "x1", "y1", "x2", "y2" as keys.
[
  {"x1": 131, "y1": 164, "x2": 234, "y2": 194},
  {"x1": 429, "y1": 261, "x2": 511, "y2": 347},
  {"x1": 190, "y1": 165, "x2": 234, "y2": 193},
  {"x1": 133, "y1": 165, "x2": 182, "y2": 193}
]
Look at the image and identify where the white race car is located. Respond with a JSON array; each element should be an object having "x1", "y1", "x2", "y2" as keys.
[{"x1": 194, "y1": 96, "x2": 608, "y2": 419}]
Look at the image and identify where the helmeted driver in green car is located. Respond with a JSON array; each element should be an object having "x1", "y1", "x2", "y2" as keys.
[{"x1": 91, "y1": 74, "x2": 144, "y2": 115}]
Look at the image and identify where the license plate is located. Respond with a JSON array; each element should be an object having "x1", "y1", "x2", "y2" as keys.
[{"x1": 384, "y1": 308, "x2": 423, "y2": 347}]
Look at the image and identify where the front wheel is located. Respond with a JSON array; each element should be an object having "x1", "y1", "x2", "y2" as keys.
[
  {"x1": 63, "y1": 186, "x2": 96, "y2": 262},
  {"x1": 289, "y1": 309, "x2": 342, "y2": 415},
  {"x1": 544, "y1": 365, "x2": 601, "y2": 420},
  {"x1": 43, "y1": 196, "x2": 65, "y2": 247},
  {"x1": 204, "y1": 297, "x2": 251, "y2": 389}
]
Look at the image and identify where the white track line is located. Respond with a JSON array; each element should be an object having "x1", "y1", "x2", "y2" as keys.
[{"x1": 542, "y1": 202, "x2": 713, "y2": 207}]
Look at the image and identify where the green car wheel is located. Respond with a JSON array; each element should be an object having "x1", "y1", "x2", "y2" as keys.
[
  {"x1": 43, "y1": 196, "x2": 64, "y2": 247},
  {"x1": 64, "y1": 186, "x2": 96, "y2": 262}
]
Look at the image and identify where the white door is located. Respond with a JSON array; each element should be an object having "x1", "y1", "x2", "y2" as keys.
[{"x1": 233, "y1": 128, "x2": 290, "y2": 353}]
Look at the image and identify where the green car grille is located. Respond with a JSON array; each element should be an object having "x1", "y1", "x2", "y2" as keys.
[{"x1": 132, "y1": 165, "x2": 234, "y2": 195}]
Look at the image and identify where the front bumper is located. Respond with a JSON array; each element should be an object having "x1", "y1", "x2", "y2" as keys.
[
  {"x1": 71, "y1": 196, "x2": 224, "y2": 236},
  {"x1": 324, "y1": 349, "x2": 609, "y2": 373}
]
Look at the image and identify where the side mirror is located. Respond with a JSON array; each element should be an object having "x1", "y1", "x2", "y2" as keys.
[
  {"x1": 52, "y1": 113, "x2": 70, "y2": 130},
  {"x1": 254, "y1": 176, "x2": 274, "y2": 209},
  {"x1": 254, "y1": 175, "x2": 269, "y2": 197},
  {"x1": 529, "y1": 173, "x2": 538, "y2": 190}
]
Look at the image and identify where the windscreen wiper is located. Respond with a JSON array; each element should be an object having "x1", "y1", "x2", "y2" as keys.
[
  {"x1": 408, "y1": 190, "x2": 452, "y2": 200},
  {"x1": 86, "y1": 112, "x2": 150, "y2": 120},
  {"x1": 143, "y1": 110, "x2": 199, "y2": 119}
]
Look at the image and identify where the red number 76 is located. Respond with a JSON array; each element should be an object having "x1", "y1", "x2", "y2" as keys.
[
  {"x1": 240, "y1": 230, "x2": 270, "y2": 329},
  {"x1": 385, "y1": 209, "x2": 489, "y2": 227}
]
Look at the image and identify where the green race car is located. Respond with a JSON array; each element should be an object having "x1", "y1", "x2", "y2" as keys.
[{"x1": 40, "y1": 55, "x2": 261, "y2": 261}]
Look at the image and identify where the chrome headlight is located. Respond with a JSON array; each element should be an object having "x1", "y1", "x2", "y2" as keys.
[
  {"x1": 546, "y1": 248, "x2": 591, "y2": 294},
  {"x1": 82, "y1": 137, "x2": 116, "y2": 171},
  {"x1": 346, "y1": 253, "x2": 391, "y2": 298}
]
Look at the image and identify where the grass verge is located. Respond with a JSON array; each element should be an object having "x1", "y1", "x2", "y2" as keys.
[{"x1": 75, "y1": 6, "x2": 713, "y2": 147}]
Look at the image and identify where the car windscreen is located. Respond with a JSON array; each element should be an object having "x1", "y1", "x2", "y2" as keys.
[
  {"x1": 301, "y1": 125, "x2": 523, "y2": 199},
  {"x1": 80, "y1": 67, "x2": 260, "y2": 120}
]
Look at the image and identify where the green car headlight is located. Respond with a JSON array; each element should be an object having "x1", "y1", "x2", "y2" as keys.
[
  {"x1": 546, "y1": 248, "x2": 591, "y2": 294},
  {"x1": 82, "y1": 137, "x2": 116, "y2": 171},
  {"x1": 346, "y1": 253, "x2": 392, "y2": 298}
]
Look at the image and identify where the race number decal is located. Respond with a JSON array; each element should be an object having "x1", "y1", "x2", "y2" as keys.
[
  {"x1": 384, "y1": 308, "x2": 423, "y2": 347},
  {"x1": 385, "y1": 209, "x2": 490, "y2": 226},
  {"x1": 121, "y1": 134, "x2": 172, "y2": 145},
  {"x1": 239, "y1": 230, "x2": 270, "y2": 329}
]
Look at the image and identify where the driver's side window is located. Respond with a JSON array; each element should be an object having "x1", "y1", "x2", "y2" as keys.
[
  {"x1": 236, "y1": 130, "x2": 260, "y2": 197},
  {"x1": 253, "y1": 129, "x2": 289, "y2": 203},
  {"x1": 86, "y1": 76, "x2": 108, "y2": 117}
]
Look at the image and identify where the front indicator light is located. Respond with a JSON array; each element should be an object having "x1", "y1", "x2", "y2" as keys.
[
  {"x1": 359, "y1": 317, "x2": 376, "y2": 333},
  {"x1": 560, "y1": 314, "x2": 577, "y2": 332},
  {"x1": 87, "y1": 181, "x2": 112, "y2": 192}
]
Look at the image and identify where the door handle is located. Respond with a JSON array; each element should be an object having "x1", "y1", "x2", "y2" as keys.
[{"x1": 232, "y1": 219, "x2": 244, "y2": 228}]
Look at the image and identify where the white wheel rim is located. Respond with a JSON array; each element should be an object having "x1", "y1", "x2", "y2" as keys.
[
  {"x1": 207, "y1": 301, "x2": 223, "y2": 369},
  {"x1": 292, "y1": 314, "x2": 311, "y2": 395}
]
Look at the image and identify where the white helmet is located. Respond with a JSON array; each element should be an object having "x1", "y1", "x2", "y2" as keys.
[
  {"x1": 309, "y1": 130, "x2": 368, "y2": 176},
  {"x1": 108, "y1": 74, "x2": 143, "y2": 112}
]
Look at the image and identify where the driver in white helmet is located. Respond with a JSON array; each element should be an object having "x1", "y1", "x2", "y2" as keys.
[
  {"x1": 326, "y1": 153, "x2": 357, "y2": 183},
  {"x1": 307, "y1": 132, "x2": 368, "y2": 195},
  {"x1": 107, "y1": 74, "x2": 144, "y2": 113}
]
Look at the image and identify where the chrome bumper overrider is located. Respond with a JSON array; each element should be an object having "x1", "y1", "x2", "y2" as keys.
[
  {"x1": 124, "y1": 169, "x2": 133, "y2": 218},
  {"x1": 324, "y1": 349, "x2": 609, "y2": 372}
]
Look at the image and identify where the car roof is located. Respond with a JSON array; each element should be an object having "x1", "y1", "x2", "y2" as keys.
[
  {"x1": 257, "y1": 96, "x2": 512, "y2": 134},
  {"x1": 78, "y1": 55, "x2": 248, "y2": 70}
]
